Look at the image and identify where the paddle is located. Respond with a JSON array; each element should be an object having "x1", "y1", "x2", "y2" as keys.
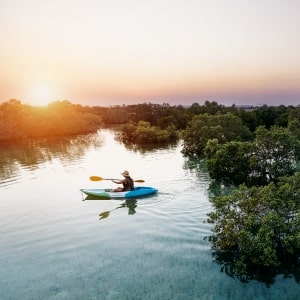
[
  {"x1": 99, "y1": 199, "x2": 137, "y2": 220},
  {"x1": 90, "y1": 176, "x2": 145, "y2": 183}
]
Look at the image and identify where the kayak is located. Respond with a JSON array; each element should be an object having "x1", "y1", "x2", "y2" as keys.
[{"x1": 80, "y1": 186, "x2": 158, "y2": 199}]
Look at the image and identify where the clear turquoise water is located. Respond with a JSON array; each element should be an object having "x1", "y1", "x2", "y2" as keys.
[{"x1": 0, "y1": 129, "x2": 299, "y2": 299}]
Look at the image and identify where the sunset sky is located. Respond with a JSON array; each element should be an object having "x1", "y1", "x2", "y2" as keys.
[{"x1": 1, "y1": 0, "x2": 299, "y2": 107}]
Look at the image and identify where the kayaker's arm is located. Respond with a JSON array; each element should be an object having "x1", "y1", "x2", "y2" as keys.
[{"x1": 112, "y1": 179, "x2": 123, "y2": 184}]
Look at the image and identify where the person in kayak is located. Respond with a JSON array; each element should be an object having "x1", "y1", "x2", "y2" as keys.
[{"x1": 111, "y1": 170, "x2": 135, "y2": 192}]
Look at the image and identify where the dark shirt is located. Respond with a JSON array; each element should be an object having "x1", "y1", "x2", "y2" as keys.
[{"x1": 123, "y1": 177, "x2": 134, "y2": 191}]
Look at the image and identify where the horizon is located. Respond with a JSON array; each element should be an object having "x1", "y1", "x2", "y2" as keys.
[
  {"x1": 1, "y1": 0, "x2": 300, "y2": 107},
  {"x1": 3, "y1": 98, "x2": 296, "y2": 109}
]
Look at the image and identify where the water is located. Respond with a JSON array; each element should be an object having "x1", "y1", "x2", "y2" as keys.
[{"x1": 0, "y1": 129, "x2": 299, "y2": 300}]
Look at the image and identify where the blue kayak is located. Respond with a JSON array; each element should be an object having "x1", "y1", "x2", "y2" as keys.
[{"x1": 80, "y1": 186, "x2": 158, "y2": 199}]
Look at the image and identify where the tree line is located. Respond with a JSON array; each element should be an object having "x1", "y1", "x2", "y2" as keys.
[{"x1": 2, "y1": 98, "x2": 298, "y2": 141}]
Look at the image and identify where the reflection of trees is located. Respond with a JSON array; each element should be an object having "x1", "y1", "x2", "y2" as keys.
[
  {"x1": 182, "y1": 154, "x2": 206, "y2": 172},
  {"x1": 183, "y1": 155, "x2": 236, "y2": 197},
  {"x1": 98, "y1": 199, "x2": 137, "y2": 220},
  {"x1": 207, "y1": 181, "x2": 236, "y2": 198},
  {"x1": 0, "y1": 133, "x2": 103, "y2": 179},
  {"x1": 212, "y1": 250, "x2": 300, "y2": 287},
  {"x1": 123, "y1": 140, "x2": 179, "y2": 154},
  {"x1": 182, "y1": 155, "x2": 212, "y2": 182}
]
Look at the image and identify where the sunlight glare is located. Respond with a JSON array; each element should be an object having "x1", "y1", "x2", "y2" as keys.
[{"x1": 31, "y1": 84, "x2": 55, "y2": 106}]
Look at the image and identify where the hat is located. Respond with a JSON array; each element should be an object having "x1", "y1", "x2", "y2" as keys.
[{"x1": 121, "y1": 170, "x2": 130, "y2": 177}]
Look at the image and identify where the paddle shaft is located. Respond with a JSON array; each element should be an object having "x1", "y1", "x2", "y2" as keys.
[{"x1": 90, "y1": 176, "x2": 144, "y2": 183}]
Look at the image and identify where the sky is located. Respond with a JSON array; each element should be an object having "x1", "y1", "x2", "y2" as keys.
[{"x1": 1, "y1": 0, "x2": 300, "y2": 107}]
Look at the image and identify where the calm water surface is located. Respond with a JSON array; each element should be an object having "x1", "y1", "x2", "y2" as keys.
[{"x1": 0, "y1": 129, "x2": 299, "y2": 300}]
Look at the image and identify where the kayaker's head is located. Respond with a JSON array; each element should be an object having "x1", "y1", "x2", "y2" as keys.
[{"x1": 121, "y1": 170, "x2": 130, "y2": 177}]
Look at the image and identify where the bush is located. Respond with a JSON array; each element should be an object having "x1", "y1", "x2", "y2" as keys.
[
  {"x1": 181, "y1": 113, "x2": 252, "y2": 155},
  {"x1": 117, "y1": 121, "x2": 179, "y2": 145},
  {"x1": 207, "y1": 174, "x2": 300, "y2": 283}
]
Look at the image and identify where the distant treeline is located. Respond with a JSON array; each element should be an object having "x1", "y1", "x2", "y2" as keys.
[{"x1": 1, "y1": 98, "x2": 299, "y2": 141}]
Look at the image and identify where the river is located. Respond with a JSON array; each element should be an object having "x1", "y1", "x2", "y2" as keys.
[{"x1": 0, "y1": 128, "x2": 299, "y2": 299}]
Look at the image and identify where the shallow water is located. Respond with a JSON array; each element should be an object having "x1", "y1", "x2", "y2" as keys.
[{"x1": 0, "y1": 129, "x2": 299, "y2": 299}]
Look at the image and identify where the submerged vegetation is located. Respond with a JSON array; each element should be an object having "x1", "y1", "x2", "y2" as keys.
[{"x1": 2, "y1": 98, "x2": 300, "y2": 284}]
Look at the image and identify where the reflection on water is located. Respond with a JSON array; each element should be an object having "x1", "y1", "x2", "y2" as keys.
[
  {"x1": 99, "y1": 199, "x2": 137, "y2": 220},
  {"x1": 182, "y1": 153, "x2": 207, "y2": 171},
  {"x1": 183, "y1": 154, "x2": 236, "y2": 198},
  {"x1": 0, "y1": 132, "x2": 103, "y2": 185},
  {"x1": 123, "y1": 140, "x2": 180, "y2": 154},
  {"x1": 182, "y1": 154, "x2": 209, "y2": 182},
  {"x1": 207, "y1": 181, "x2": 236, "y2": 199},
  {"x1": 212, "y1": 250, "x2": 300, "y2": 287}
]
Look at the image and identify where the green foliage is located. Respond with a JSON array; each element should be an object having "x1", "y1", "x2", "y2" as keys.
[
  {"x1": 235, "y1": 109, "x2": 258, "y2": 132},
  {"x1": 101, "y1": 102, "x2": 187, "y2": 129},
  {"x1": 205, "y1": 140, "x2": 253, "y2": 185},
  {"x1": 117, "y1": 121, "x2": 179, "y2": 145},
  {"x1": 206, "y1": 126, "x2": 300, "y2": 186},
  {"x1": 253, "y1": 105, "x2": 291, "y2": 129},
  {"x1": 186, "y1": 101, "x2": 235, "y2": 116},
  {"x1": 207, "y1": 174, "x2": 300, "y2": 282},
  {"x1": 249, "y1": 126, "x2": 299, "y2": 185},
  {"x1": 181, "y1": 113, "x2": 252, "y2": 155}
]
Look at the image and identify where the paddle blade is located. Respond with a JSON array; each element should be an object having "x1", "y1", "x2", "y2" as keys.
[
  {"x1": 134, "y1": 180, "x2": 145, "y2": 183},
  {"x1": 90, "y1": 176, "x2": 103, "y2": 181}
]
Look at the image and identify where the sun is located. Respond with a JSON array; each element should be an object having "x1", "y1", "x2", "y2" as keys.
[
  {"x1": 33, "y1": 85, "x2": 53, "y2": 106},
  {"x1": 30, "y1": 84, "x2": 55, "y2": 106}
]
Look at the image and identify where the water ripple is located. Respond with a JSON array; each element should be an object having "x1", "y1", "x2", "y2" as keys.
[{"x1": 0, "y1": 175, "x2": 21, "y2": 187}]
